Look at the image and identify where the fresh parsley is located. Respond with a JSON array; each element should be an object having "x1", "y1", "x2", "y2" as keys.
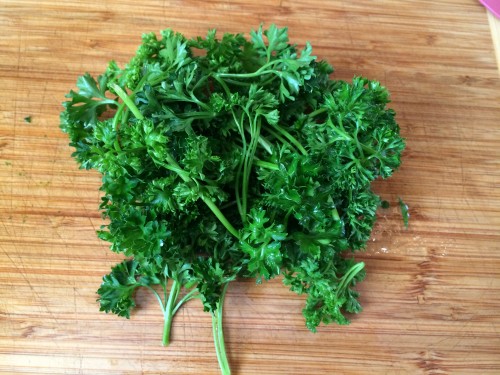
[
  {"x1": 399, "y1": 197, "x2": 410, "y2": 229},
  {"x1": 61, "y1": 25, "x2": 405, "y2": 374}
]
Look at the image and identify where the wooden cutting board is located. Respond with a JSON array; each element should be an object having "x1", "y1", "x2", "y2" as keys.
[{"x1": 1, "y1": 1, "x2": 499, "y2": 374}]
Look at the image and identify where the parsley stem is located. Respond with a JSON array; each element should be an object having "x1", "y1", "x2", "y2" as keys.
[
  {"x1": 268, "y1": 123, "x2": 308, "y2": 155},
  {"x1": 178, "y1": 111, "x2": 215, "y2": 119},
  {"x1": 173, "y1": 288, "x2": 199, "y2": 315},
  {"x1": 257, "y1": 134, "x2": 273, "y2": 154},
  {"x1": 111, "y1": 83, "x2": 144, "y2": 120},
  {"x1": 218, "y1": 69, "x2": 277, "y2": 79},
  {"x1": 201, "y1": 195, "x2": 240, "y2": 240},
  {"x1": 241, "y1": 115, "x2": 262, "y2": 219},
  {"x1": 163, "y1": 152, "x2": 241, "y2": 240},
  {"x1": 163, "y1": 276, "x2": 169, "y2": 311},
  {"x1": 216, "y1": 58, "x2": 290, "y2": 79},
  {"x1": 162, "y1": 279, "x2": 181, "y2": 346},
  {"x1": 145, "y1": 285, "x2": 165, "y2": 311},
  {"x1": 222, "y1": 78, "x2": 252, "y2": 87},
  {"x1": 307, "y1": 107, "x2": 327, "y2": 118},
  {"x1": 336, "y1": 262, "x2": 365, "y2": 298},
  {"x1": 232, "y1": 110, "x2": 247, "y2": 223},
  {"x1": 254, "y1": 159, "x2": 279, "y2": 170},
  {"x1": 244, "y1": 125, "x2": 273, "y2": 154},
  {"x1": 265, "y1": 126, "x2": 293, "y2": 152},
  {"x1": 212, "y1": 74, "x2": 232, "y2": 98},
  {"x1": 112, "y1": 102, "x2": 126, "y2": 130},
  {"x1": 111, "y1": 74, "x2": 151, "y2": 130},
  {"x1": 212, "y1": 283, "x2": 231, "y2": 375}
]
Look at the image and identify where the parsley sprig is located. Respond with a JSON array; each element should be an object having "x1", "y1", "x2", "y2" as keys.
[{"x1": 61, "y1": 24, "x2": 405, "y2": 374}]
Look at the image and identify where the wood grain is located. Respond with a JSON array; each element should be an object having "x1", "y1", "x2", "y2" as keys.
[
  {"x1": 1, "y1": 0, "x2": 500, "y2": 374},
  {"x1": 487, "y1": 10, "x2": 500, "y2": 73}
]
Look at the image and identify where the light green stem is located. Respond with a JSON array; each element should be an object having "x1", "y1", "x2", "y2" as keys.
[
  {"x1": 254, "y1": 159, "x2": 279, "y2": 171},
  {"x1": 307, "y1": 107, "x2": 328, "y2": 118},
  {"x1": 212, "y1": 284, "x2": 231, "y2": 375},
  {"x1": 201, "y1": 195, "x2": 240, "y2": 240},
  {"x1": 241, "y1": 115, "x2": 261, "y2": 218},
  {"x1": 162, "y1": 280, "x2": 181, "y2": 346},
  {"x1": 336, "y1": 262, "x2": 365, "y2": 298},
  {"x1": 269, "y1": 123, "x2": 308, "y2": 155},
  {"x1": 145, "y1": 285, "x2": 165, "y2": 311},
  {"x1": 111, "y1": 83, "x2": 144, "y2": 120},
  {"x1": 215, "y1": 58, "x2": 289, "y2": 79},
  {"x1": 163, "y1": 152, "x2": 241, "y2": 240},
  {"x1": 173, "y1": 289, "x2": 199, "y2": 315}
]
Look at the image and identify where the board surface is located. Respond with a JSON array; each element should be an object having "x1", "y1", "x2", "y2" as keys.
[{"x1": 1, "y1": 1, "x2": 500, "y2": 374}]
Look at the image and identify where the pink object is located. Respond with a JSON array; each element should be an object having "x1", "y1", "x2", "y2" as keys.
[{"x1": 479, "y1": 0, "x2": 500, "y2": 19}]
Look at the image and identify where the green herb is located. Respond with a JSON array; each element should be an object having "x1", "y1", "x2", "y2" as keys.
[
  {"x1": 61, "y1": 25, "x2": 405, "y2": 374},
  {"x1": 398, "y1": 197, "x2": 410, "y2": 229},
  {"x1": 24, "y1": 116, "x2": 32, "y2": 123}
]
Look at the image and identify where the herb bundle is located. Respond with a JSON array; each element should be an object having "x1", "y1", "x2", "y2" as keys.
[{"x1": 61, "y1": 25, "x2": 405, "y2": 374}]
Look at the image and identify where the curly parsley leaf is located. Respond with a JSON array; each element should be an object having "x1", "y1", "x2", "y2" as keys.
[
  {"x1": 63, "y1": 72, "x2": 118, "y2": 126},
  {"x1": 97, "y1": 259, "x2": 157, "y2": 318}
]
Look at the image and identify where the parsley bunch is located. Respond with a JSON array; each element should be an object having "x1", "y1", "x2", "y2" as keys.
[{"x1": 61, "y1": 25, "x2": 405, "y2": 374}]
